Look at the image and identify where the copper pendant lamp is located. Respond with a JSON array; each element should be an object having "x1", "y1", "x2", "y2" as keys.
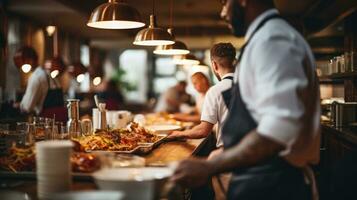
[
  {"x1": 154, "y1": 0, "x2": 189, "y2": 55},
  {"x1": 173, "y1": 54, "x2": 200, "y2": 65},
  {"x1": 87, "y1": 0, "x2": 145, "y2": 29},
  {"x1": 154, "y1": 28, "x2": 190, "y2": 55},
  {"x1": 133, "y1": 0, "x2": 175, "y2": 46}
]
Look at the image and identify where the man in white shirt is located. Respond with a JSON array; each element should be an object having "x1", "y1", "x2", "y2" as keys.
[
  {"x1": 155, "y1": 81, "x2": 189, "y2": 113},
  {"x1": 19, "y1": 53, "x2": 62, "y2": 115},
  {"x1": 171, "y1": 0, "x2": 320, "y2": 200},
  {"x1": 168, "y1": 42, "x2": 236, "y2": 149},
  {"x1": 173, "y1": 72, "x2": 210, "y2": 123}
]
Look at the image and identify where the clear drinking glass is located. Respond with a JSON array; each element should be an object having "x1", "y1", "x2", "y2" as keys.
[
  {"x1": 81, "y1": 119, "x2": 93, "y2": 136},
  {"x1": 16, "y1": 122, "x2": 29, "y2": 146},
  {"x1": 68, "y1": 122, "x2": 81, "y2": 139},
  {"x1": 44, "y1": 125, "x2": 54, "y2": 140},
  {"x1": 60, "y1": 125, "x2": 69, "y2": 139},
  {"x1": 27, "y1": 123, "x2": 35, "y2": 145}
]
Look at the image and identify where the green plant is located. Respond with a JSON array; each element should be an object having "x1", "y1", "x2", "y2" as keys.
[{"x1": 111, "y1": 67, "x2": 137, "y2": 92}]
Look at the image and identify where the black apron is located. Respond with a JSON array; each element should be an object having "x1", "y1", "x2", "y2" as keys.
[
  {"x1": 43, "y1": 74, "x2": 64, "y2": 109},
  {"x1": 221, "y1": 76, "x2": 234, "y2": 108},
  {"x1": 221, "y1": 14, "x2": 311, "y2": 200},
  {"x1": 41, "y1": 73, "x2": 67, "y2": 122}
]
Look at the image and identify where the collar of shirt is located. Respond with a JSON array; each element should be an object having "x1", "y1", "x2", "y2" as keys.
[
  {"x1": 245, "y1": 8, "x2": 279, "y2": 41},
  {"x1": 221, "y1": 73, "x2": 235, "y2": 80}
]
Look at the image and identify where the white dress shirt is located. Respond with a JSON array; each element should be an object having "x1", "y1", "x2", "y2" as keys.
[
  {"x1": 201, "y1": 73, "x2": 234, "y2": 147},
  {"x1": 20, "y1": 67, "x2": 57, "y2": 114},
  {"x1": 236, "y1": 9, "x2": 321, "y2": 167}
]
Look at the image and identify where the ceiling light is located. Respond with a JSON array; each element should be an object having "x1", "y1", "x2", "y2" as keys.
[
  {"x1": 21, "y1": 64, "x2": 32, "y2": 73},
  {"x1": 173, "y1": 54, "x2": 200, "y2": 65},
  {"x1": 93, "y1": 77, "x2": 102, "y2": 86},
  {"x1": 87, "y1": 0, "x2": 145, "y2": 29},
  {"x1": 46, "y1": 25, "x2": 56, "y2": 36},
  {"x1": 133, "y1": 15, "x2": 175, "y2": 46},
  {"x1": 50, "y1": 70, "x2": 59, "y2": 78},
  {"x1": 154, "y1": 29, "x2": 189, "y2": 55},
  {"x1": 76, "y1": 74, "x2": 85, "y2": 83},
  {"x1": 154, "y1": 40, "x2": 190, "y2": 55}
]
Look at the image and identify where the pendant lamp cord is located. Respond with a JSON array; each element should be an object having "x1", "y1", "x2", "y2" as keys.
[
  {"x1": 170, "y1": 0, "x2": 173, "y2": 28},
  {"x1": 152, "y1": 0, "x2": 155, "y2": 15}
]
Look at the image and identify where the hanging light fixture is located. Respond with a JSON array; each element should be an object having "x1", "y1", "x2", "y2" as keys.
[
  {"x1": 193, "y1": 60, "x2": 209, "y2": 68},
  {"x1": 133, "y1": 0, "x2": 175, "y2": 46},
  {"x1": 154, "y1": 30, "x2": 189, "y2": 55},
  {"x1": 46, "y1": 25, "x2": 56, "y2": 36},
  {"x1": 154, "y1": 0, "x2": 189, "y2": 55},
  {"x1": 87, "y1": 0, "x2": 145, "y2": 29},
  {"x1": 68, "y1": 62, "x2": 87, "y2": 83},
  {"x1": 173, "y1": 54, "x2": 200, "y2": 65}
]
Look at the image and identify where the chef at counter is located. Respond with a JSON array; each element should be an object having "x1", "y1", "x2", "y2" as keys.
[
  {"x1": 172, "y1": 0, "x2": 321, "y2": 200},
  {"x1": 16, "y1": 47, "x2": 66, "y2": 121}
]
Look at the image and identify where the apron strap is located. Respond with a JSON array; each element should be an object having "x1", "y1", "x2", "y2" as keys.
[{"x1": 237, "y1": 14, "x2": 283, "y2": 62}]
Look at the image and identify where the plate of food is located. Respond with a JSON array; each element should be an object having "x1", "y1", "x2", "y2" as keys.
[
  {"x1": 0, "y1": 142, "x2": 101, "y2": 175},
  {"x1": 145, "y1": 125, "x2": 182, "y2": 135},
  {"x1": 74, "y1": 122, "x2": 164, "y2": 153}
]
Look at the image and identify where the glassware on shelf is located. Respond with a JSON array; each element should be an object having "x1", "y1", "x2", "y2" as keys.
[{"x1": 0, "y1": 123, "x2": 9, "y2": 135}]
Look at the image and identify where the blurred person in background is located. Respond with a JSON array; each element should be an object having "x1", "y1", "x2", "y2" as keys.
[
  {"x1": 97, "y1": 79, "x2": 125, "y2": 110},
  {"x1": 155, "y1": 81, "x2": 190, "y2": 113},
  {"x1": 18, "y1": 48, "x2": 66, "y2": 121},
  {"x1": 173, "y1": 72, "x2": 211, "y2": 123}
]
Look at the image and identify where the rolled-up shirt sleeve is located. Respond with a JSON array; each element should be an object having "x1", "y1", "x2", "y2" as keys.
[
  {"x1": 20, "y1": 74, "x2": 42, "y2": 113},
  {"x1": 201, "y1": 89, "x2": 218, "y2": 125},
  {"x1": 251, "y1": 36, "x2": 308, "y2": 154}
]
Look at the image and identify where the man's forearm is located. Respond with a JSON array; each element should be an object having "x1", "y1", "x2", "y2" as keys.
[
  {"x1": 207, "y1": 130, "x2": 284, "y2": 175},
  {"x1": 183, "y1": 123, "x2": 212, "y2": 139}
]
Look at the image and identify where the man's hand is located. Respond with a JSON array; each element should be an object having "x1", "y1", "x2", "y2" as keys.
[
  {"x1": 167, "y1": 130, "x2": 186, "y2": 140},
  {"x1": 171, "y1": 158, "x2": 213, "y2": 188}
]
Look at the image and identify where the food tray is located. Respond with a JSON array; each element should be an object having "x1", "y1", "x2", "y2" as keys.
[
  {"x1": 136, "y1": 134, "x2": 167, "y2": 154},
  {"x1": 86, "y1": 134, "x2": 167, "y2": 154},
  {"x1": 85, "y1": 145, "x2": 140, "y2": 154}
]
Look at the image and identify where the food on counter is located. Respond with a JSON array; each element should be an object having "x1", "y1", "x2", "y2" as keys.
[
  {"x1": 145, "y1": 113, "x2": 194, "y2": 128},
  {"x1": 71, "y1": 152, "x2": 101, "y2": 173},
  {"x1": 34, "y1": 127, "x2": 46, "y2": 140},
  {"x1": 0, "y1": 144, "x2": 35, "y2": 172},
  {"x1": 74, "y1": 122, "x2": 160, "y2": 152},
  {"x1": 0, "y1": 143, "x2": 100, "y2": 173}
]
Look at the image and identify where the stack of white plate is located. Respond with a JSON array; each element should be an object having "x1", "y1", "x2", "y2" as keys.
[{"x1": 36, "y1": 140, "x2": 74, "y2": 200}]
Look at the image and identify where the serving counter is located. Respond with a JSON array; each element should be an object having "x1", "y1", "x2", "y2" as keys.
[{"x1": 0, "y1": 138, "x2": 207, "y2": 200}]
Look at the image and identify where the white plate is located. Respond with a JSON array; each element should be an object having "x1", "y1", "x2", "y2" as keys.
[{"x1": 145, "y1": 125, "x2": 181, "y2": 135}]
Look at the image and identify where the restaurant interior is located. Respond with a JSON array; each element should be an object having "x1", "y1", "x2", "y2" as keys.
[{"x1": 0, "y1": 0, "x2": 357, "y2": 200}]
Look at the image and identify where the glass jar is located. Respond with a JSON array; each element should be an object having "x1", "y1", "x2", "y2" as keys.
[{"x1": 340, "y1": 55, "x2": 345, "y2": 73}]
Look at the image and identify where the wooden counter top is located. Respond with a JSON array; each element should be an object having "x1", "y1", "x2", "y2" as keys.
[{"x1": 145, "y1": 138, "x2": 204, "y2": 165}]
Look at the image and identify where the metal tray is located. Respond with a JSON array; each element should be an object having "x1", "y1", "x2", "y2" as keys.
[
  {"x1": 85, "y1": 134, "x2": 167, "y2": 154},
  {"x1": 86, "y1": 145, "x2": 140, "y2": 154},
  {"x1": 136, "y1": 134, "x2": 167, "y2": 154}
]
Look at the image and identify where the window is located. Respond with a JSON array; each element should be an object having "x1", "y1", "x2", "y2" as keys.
[{"x1": 119, "y1": 50, "x2": 148, "y2": 103}]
